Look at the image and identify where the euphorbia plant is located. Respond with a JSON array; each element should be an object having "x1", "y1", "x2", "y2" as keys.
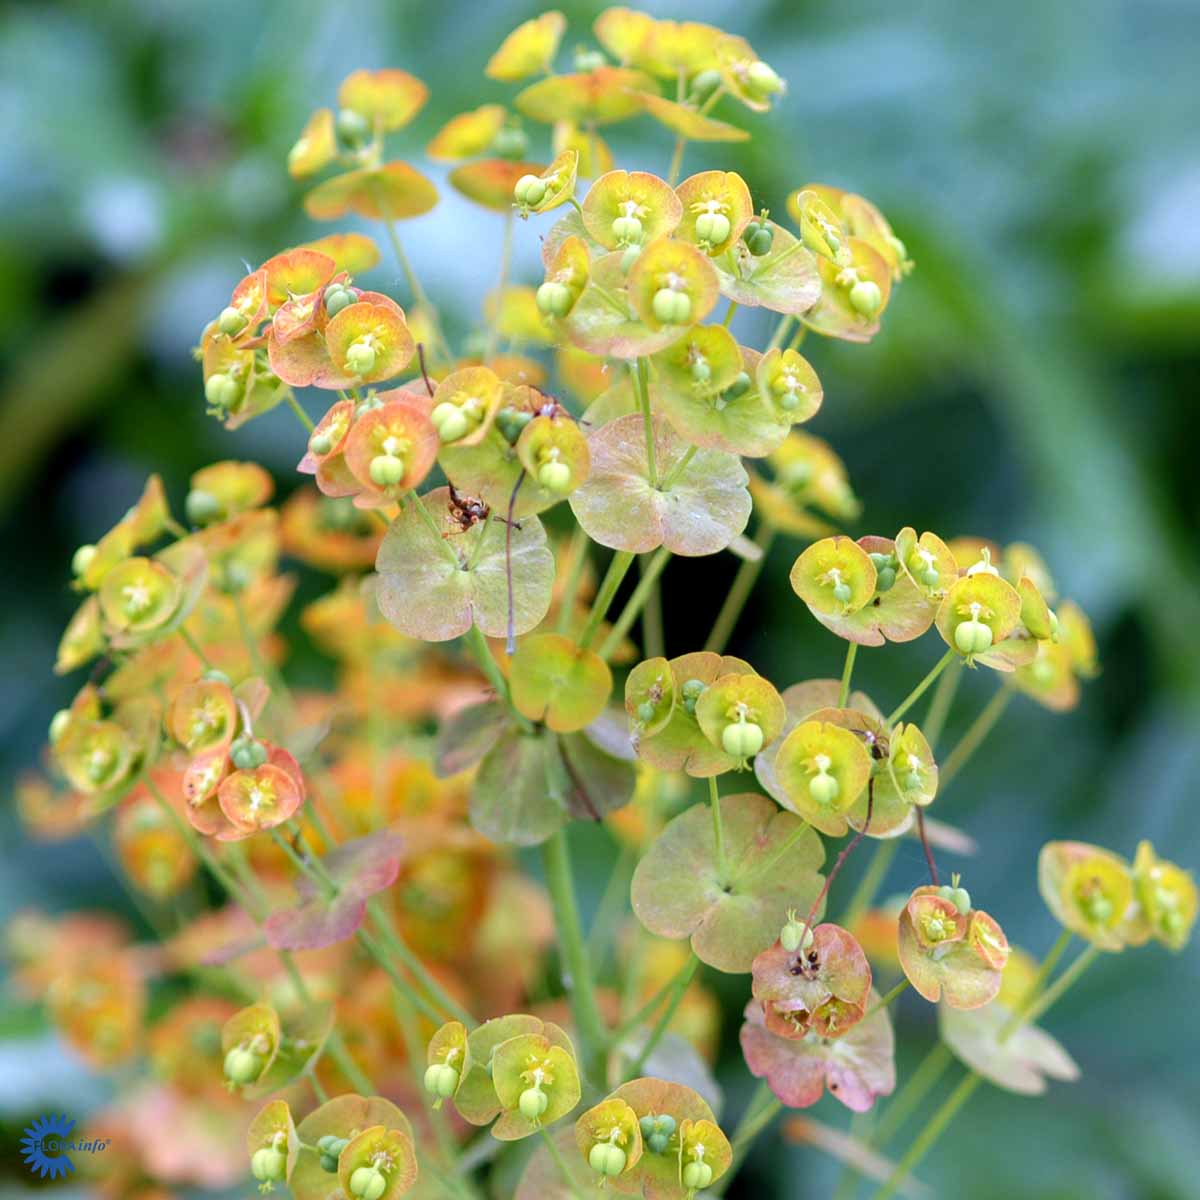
[{"x1": 12, "y1": 9, "x2": 1194, "y2": 1200}]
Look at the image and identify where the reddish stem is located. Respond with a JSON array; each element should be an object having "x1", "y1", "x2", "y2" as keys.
[
  {"x1": 805, "y1": 780, "x2": 874, "y2": 930},
  {"x1": 916, "y1": 808, "x2": 940, "y2": 886}
]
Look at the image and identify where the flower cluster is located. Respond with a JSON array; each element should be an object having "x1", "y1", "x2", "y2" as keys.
[{"x1": 11, "y1": 9, "x2": 1193, "y2": 1200}]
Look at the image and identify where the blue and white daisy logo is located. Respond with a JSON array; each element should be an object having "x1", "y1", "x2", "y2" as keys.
[{"x1": 20, "y1": 1113, "x2": 77, "y2": 1179}]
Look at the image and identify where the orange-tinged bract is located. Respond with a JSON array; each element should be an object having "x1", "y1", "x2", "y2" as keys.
[{"x1": 21, "y1": 11, "x2": 1163, "y2": 1200}]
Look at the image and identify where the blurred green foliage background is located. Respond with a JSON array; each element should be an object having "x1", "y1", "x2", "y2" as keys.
[{"x1": 1, "y1": 0, "x2": 1197, "y2": 1197}]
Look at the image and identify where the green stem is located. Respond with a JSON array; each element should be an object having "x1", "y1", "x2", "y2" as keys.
[
  {"x1": 722, "y1": 299, "x2": 738, "y2": 328},
  {"x1": 599, "y1": 546, "x2": 671, "y2": 660},
  {"x1": 1010, "y1": 943, "x2": 1098, "y2": 1035},
  {"x1": 712, "y1": 1082, "x2": 781, "y2": 1194},
  {"x1": 863, "y1": 978, "x2": 910, "y2": 1022},
  {"x1": 608, "y1": 950, "x2": 694, "y2": 1046},
  {"x1": 938, "y1": 684, "x2": 1015, "y2": 788},
  {"x1": 840, "y1": 840, "x2": 899, "y2": 930},
  {"x1": 542, "y1": 828, "x2": 609, "y2": 1084},
  {"x1": 285, "y1": 392, "x2": 315, "y2": 434},
  {"x1": 667, "y1": 136, "x2": 687, "y2": 186},
  {"x1": 463, "y1": 622, "x2": 531, "y2": 730},
  {"x1": 658, "y1": 443, "x2": 698, "y2": 491},
  {"x1": 704, "y1": 525, "x2": 776, "y2": 653},
  {"x1": 356, "y1": 926, "x2": 446, "y2": 1026},
  {"x1": 484, "y1": 209, "x2": 514, "y2": 361},
  {"x1": 766, "y1": 315, "x2": 794, "y2": 351},
  {"x1": 578, "y1": 550, "x2": 635, "y2": 650},
  {"x1": 997, "y1": 929, "x2": 1072, "y2": 1042},
  {"x1": 708, "y1": 776, "x2": 729, "y2": 886},
  {"x1": 922, "y1": 657, "x2": 962, "y2": 750},
  {"x1": 885, "y1": 649, "x2": 956, "y2": 726},
  {"x1": 871, "y1": 1042, "x2": 952, "y2": 1147},
  {"x1": 870, "y1": 1071, "x2": 982, "y2": 1200},
  {"x1": 540, "y1": 1127, "x2": 586, "y2": 1200},
  {"x1": 634, "y1": 357, "x2": 657, "y2": 487},
  {"x1": 178, "y1": 625, "x2": 214, "y2": 669},
  {"x1": 838, "y1": 641, "x2": 859, "y2": 707},
  {"x1": 556, "y1": 524, "x2": 592, "y2": 636},
  {"x1": 624, "y1": 953, "x2": 699, "y2": 1079}
]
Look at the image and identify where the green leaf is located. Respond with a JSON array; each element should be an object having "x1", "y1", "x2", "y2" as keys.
[
  {"x1": 376, "y1": 486, "x2": 554, "y2": 641},
  {"x1": 470, "y1": 728, "x2": 566, "y2": 846},
  {"x1": 569, "y1": 414, "x2": 751, "y2": 556},
  {"x1": 631, "y1": 792, "x2": 825, "y2": 972},
  {"x1": 715, "y1": 221, "x2": 821, "y2": 315}
]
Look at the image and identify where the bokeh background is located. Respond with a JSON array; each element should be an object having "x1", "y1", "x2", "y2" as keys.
[{"x1": 2, "y1": 0, "x2": 1198, "y2": 1197}]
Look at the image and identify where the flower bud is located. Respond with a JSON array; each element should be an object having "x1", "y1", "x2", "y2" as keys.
[
  {"x1": 424, "y1": 1061, "x2": 460, "y2": 1099},
  {"x1": 430, "y1": 402, "x2": 471, "y2": 443},
  {"x1": 492, "y1": 125, "x2": 529, "y2": 160},
  {"x1": 849, "y1": 279, "x2": 882, "y2": 318},
  {"x1": 218, "y1": 306, "x2": 248, "y2": 336},
  {"x1": 954, "y1": 618, "x2": 993, "y2": 656},
  {"x1": 680, "y1": 678, "x2": 706, "y2": 713},
  {"x1": 537, "y1": 460, "x2": 572, "y2": 492},
  {"x1": 536, "y1": 281, "x2": 574, "y2": 318},
  {"x1": 652, "y1": 288, "x2": 691, "y2": 325},
  {"x1": 695, "y1": 211, "x2": 732, "y2": 246},
  {"x1": 518, "y1": 1086, "x2": 549, "y2": 1121},
  {"x1": 72, "y1": 544, "x2": 97, "y2": 577},
  {"x1": 514, "y1": 174, "x2": 547, "y2": 207},
  {"x1": 743, "y1": 220, "x2": 774, "y2": 256},
  {"x1": 230, "y1": 735, "x2": 268, "y2": 771},
  {"x1": 324, "y1": 283, "x2": 355, "y2": 318},
  {"x1": 682, "y1": 1160, "x2": 714, "y2": 1190},
  {"x1": 251, "y1": 1146, "x2": 287, "y2": 1184},
  {"x1": 345, "y1": 340, "x2": 377, "y2": 377},
  {"x1": 721, "y1": 720, "x2": 764, "y2": 759},
  {"x1": 349, "y1": 1165, "x2": 387, "y2": 1200},
  {"x1": 611, "y1": 214, "x2": 644, "y2": 244},
  {"x1": 589, "y1": 1143, "x2": 627, "y2": 1177},
  {"x1": 336, "y1": 108, "x2": 372, "y2": 145},
  {"x1": 185, "y1": 489, "x2": 224, "y2": 527}
]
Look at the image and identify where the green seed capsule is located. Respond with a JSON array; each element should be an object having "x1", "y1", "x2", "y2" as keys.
[
  {"x1": 832, "y1": 580, "x2": 852, "y2": 605},
  {"x1": 682, "y1": 1160, "x2": 713, "y2": 1190},
  {"x1": 691, "y1": 358, "x2": 711, "y2": 384},
  {"x1": 745, "y1": 60, "x2": 785, "y2": 97},
  {"x1": 574, "y1": 47, "x2": 607, "y2": 72},
  {"x1": 536, "y1": 280, "x2": 573, "y2": 318},
  {"x1": 230, "y1": 736, "x2": 268, "y2": 771},
  {"x1": 494, "y1": 407, "x2": 532, "y2": 445},
  {"x1": 204, "y1": 372, "x2": 240, "y2": 411},
  {"x1": 218, "y1": 306, "x2": 247, "y2": 336},
  {"x1": 223, "y1": 1045, "x2": 263, "y2": 1085},
  {"x1": 619, "y1": 243, "x2": 643, "y2": 273},
  {"x1": 654, "y1": 1114, "x2": 676, "y2": 1136},
  {"x1": 809, "y1": 772, "x2": 840, "y2": 807},
  {"x1": 537, "y1": 460, "x2": 572, "y2": 493},
  {"x1": 652, "y1": 288, "x2": 691, "y2": 325},
  {"x1": 349, "y1": 1165, "x2": 387, "y2": 1200},
  {"x1": 514, "y1": 174, "x2": 547, "y2": 206},
  {"x1": 722, "y1": 721, "x2": 764, "y2": 758},
  {"x1": 954, "y1": 618, "x2": 993, "y2": 655},
  {"x1": 185, "y1": 489, "x2": 224, "y2": 527},
  {"x1": 492, "y1": 125, "x2": 529, "y2": 160},
  {"x1": 949, "y1": 887, "x2": 971, "y2": 913},
  {"x1": 612, "y1": 214, "x2": 644, "y2": 244},
  {"x1": 778, "y1": 390, "x2": 800, "y2": 411},
  {"x1": 309, "y1": 431, "x2": 334, "y2": 457},
  {"x1": 431, "y1": 402, "x2": 471, "y2": 443},
  {"x1": 369, "y1": 454, "x2": 405, "y2": 488},
  {"x1": 319, "y1": 1153, "x2": 340, "y2": 1173},
  {"x1": 336, "y1": 108, "x2": 372, "y2": 145},
  {"x1": 725, "y1": 372, "x2": 752, "y2": 400},
  {"x1": 71, "y1": 544, "x2": 97, "y2": 577},
  {"x1": 680, "y1": 678, "x2": 705, "y2": 713},
  {"x1": 689, "y1": 68, "x2": 722, "y2": 101},
  {"x1": 518, "y1": 1086, "x2": 549, "y2": 1121},
  {"x1": 920, "y1": 567, "x2": 940, "y2": 589},
  {"x1": 317, "y1": 1135, "x2": 338, "y2": 1154},
  {"x1": 589, "y1": 1143, "x2": 627, "y2": 1176},
  {"x1": 849, "y1": 279, "x2": 883, "y2": 318},
  {"x1": 876, "y1": 566, "x2": 896, "y2": 592},
  {"x1": 324, "y1": 284, "x2": 355, "y2": 318},
  {"x1": 638, "y1": 1115, "x2": 656, "y2": 1137},
  {"x1": 743, "y1": 222, "x2": 774, "y2": 256},
  {"x1": 695, "y1": 211, "x2": 731, "y2": 246},
  {"x1": 903, "y1": 770, "x2": 923, "y2": 792},
  {"x1": 780, "y1": 919, "x2": 813, "y2": 953},
  {"x1": 424, "y1": 1062, "x2": 460, "y2": 1099},
  {"x1": 345, "y1": 341, "x2": 377, "y2": 377},
  {"x1": 647, "y1": 1131, "x2": 670, "y2": 1154},
  {"x1": 251, "y1": 1146, "x2": 287, "y2": 1183},
  {"x1": 636, "y1": 700, "x2": 656, "y2": 723}
]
